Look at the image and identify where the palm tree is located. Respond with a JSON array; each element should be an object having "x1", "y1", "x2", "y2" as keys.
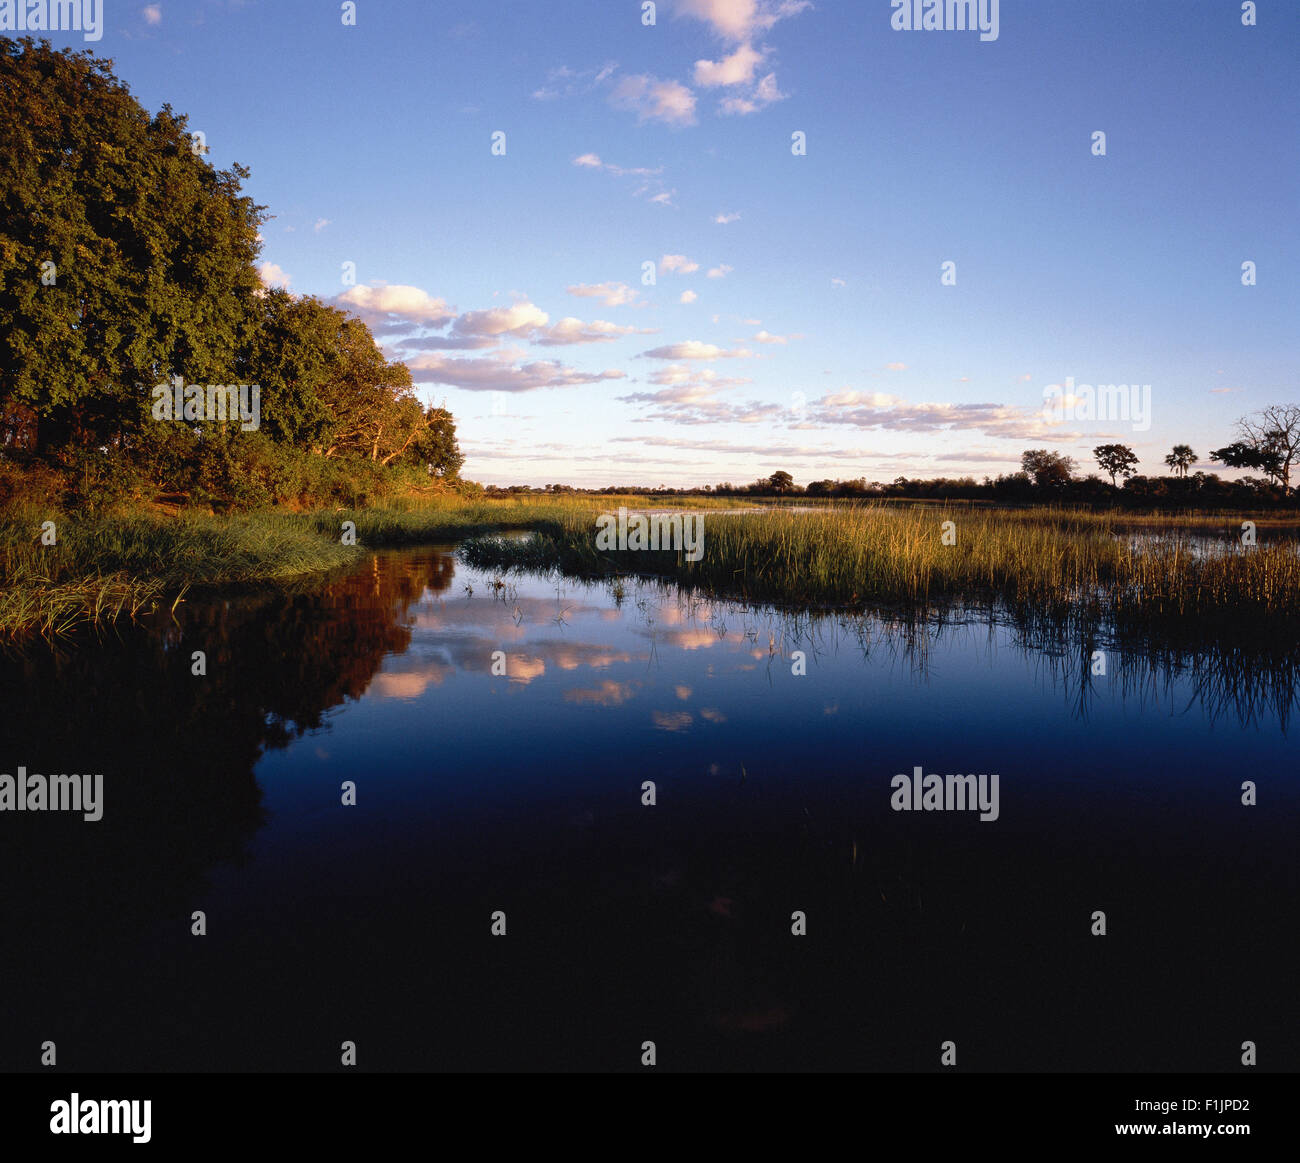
[{"x1": 1163, "y1": 445, "x2": 1196, "y2": 478}]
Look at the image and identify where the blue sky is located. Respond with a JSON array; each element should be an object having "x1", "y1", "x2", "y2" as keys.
[{"x1": 32, "y1": 0, "x2": 1300, "y2": 486}]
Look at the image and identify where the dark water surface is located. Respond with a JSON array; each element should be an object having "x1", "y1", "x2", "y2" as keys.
[{"x1": 2, "y1": 546, "x2": 1296, "y2": 1071}]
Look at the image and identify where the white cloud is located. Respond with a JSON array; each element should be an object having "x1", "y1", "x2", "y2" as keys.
[
  {"x1": 397, "y1": 335, "x2": 498, "y2": 352},
  {"x1": 886, "y1": 361, "x2": 907, "y2": 370},
  {"x1": 675, "y1": 0, "x2": 812, "y2": 42},
  {"x1": 810, "y1": 391, "x2": 1087, "y2": 440},
  {"x1": 313, "y1": 217, "x2": 331, "y2": 233},
  {"x1": 609, "y1": 75, "x2": 697, "y2": 126},
  {"x1": 574, "y1": 153, "x2": 670, "y2": 204},
  {"x1": 831, "y1": 277, "x2": 846, "y2": 287},
  {"x1": 338, "y1": 284, "x2": 454, "y2": 330},
  {"x1": 338, "y1": 284, "x2": 455, "y2": 328},
  {"x1": 451, "y1": 301, "x2": 549, "y2": 338},
  {"x1": 408, "y1": 349, "x2": 626, "y2": 393},
  {"x1": 640, "y1": 340, "x2": 753, "y2": 360},
  {"x1": 394, "y1": 306, "x2": 653, "y2": 350},
  {"x1": 822, "y1": 390, "x2": 904, "y2": 408},
  {"x1": 257, "y1": 262, "x2": 290, "y2": 290},
  {"x1": 713, "y1": 211, "x2": 741, "y2": 224},
  {"x1": 706, "y1": 264, "x2": 733, "y2": 278},
  {"x1": 607, "y1": 162, "x2": 662, "y2": 178},
  {"x1": 533, "y1": 318, "x2": 656, "y2": 345},
  {"x1": 752, "y1": 329, "x2": 792, "y2": 344},
  {"x1": 719, "y1": 72, "x2": 786, "y2": 115},
  {"x1": 574, "y1": 153, "x2": 665, "y2": 178},
  {"x1": 142, "y1": 4, "x2": 162, "y2": 24},
  {"x1": 567, "y1": 282, "x2": 640, "y2": 307},
  {"x1": 616, "y1": 389, "x2": 790, "y2": 425},
  {"x1": 660, "y1": 254, "x2": 700, "y2": 275},
  {"x1": 647, "y1": 365, "x2": 753, "y2": 387},
  {"x1": 694, "y1": 42, "x2": 765, "y2": 87},
  {"x1": 680, "y1": 290, "x2": 698, "y2": 304},
  {"x1": 648, "y1": 364, "x2": 698, "y2": 386},
  {"x1": 677, "y1": 3, "x2": 805, "y2": 116}
]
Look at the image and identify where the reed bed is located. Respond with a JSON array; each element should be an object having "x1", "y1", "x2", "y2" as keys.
[{"x1": 461, "y1": 505, "x2": 1300, "y2": 626}]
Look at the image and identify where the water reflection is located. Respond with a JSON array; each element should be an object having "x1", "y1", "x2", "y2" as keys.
[{"x1": 0, "y1": 545, "x2": 1295, "y2": 1070}]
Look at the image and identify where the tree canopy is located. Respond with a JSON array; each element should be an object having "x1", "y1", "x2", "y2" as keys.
[{"x1": 0, "y1": 38, "x2": 462, "y2": 508}]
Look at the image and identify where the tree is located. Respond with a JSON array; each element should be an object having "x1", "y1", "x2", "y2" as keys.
[
  {"x1": 1162, "y1": 444, "x2": 1196, "y2": 478},
  {"x1": 1093, "y1": 444, "x2": 1139, "y2": 487},
  {"x1": 1211, "y1": 406, "x2": 1300, "y2": 493},
  {"x1": 0, "y1": 38, "x2": 264, "y2": 452},
  {"x1": 400, "y1": 405, "x2": 464, "y2": 478},
  {"x1": 1021, "y1": 449, "x2": 1076, "y2": 488},
  {"x1": 766, "y1": 470, "x2": 795, "y2": 494},
  {"x1": 239, "y1": 291, "x2": 347, "y2": 449}
]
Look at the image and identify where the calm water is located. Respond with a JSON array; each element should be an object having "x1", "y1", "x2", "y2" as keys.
[{"x1": 1, "y1": 545, "x2": 1296, "y2": 1072}]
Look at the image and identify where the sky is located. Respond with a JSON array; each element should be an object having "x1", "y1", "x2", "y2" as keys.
[{"x1": 22, "y1": 0, "x2": 1300, "y2": 487}]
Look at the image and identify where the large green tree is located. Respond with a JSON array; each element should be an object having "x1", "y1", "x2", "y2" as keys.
[
  {"x1": 396, "y1": 405, "x2": 464, "y2": 477},
  {"x1": 0, "y1": 38, "x2": 263, "y2": 451},
  {"x1": 0, "y1": 38, "x2": 466, "y2": 506}
]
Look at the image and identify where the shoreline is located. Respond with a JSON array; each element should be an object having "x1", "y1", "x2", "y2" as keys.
[{"x1": 2, "y1": 497, "x2": 1298, "y2": 641}]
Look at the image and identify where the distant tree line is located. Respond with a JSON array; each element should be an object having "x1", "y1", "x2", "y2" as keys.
[
  {"x1": 0, "y1": 39, "x2": 463, "y2": 512},
  {"x1": 486, "y1": 411, "x2": 1299, "y2": 509}
]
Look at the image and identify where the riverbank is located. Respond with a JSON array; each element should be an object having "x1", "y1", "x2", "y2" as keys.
[
  {"x1": 0, "y1": 496, "x2": 751, "y2": 638},
  {"x1": 2, "y1": 497, "x2": 1297, "y2": 639}
]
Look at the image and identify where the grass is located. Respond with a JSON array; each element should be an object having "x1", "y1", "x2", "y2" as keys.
[
  {"x1": 0, "y1": 507, "x2": 351, "y2": 639},
  {"x1": 0, "y1": 494, "x2": 728, "y2": 639},
  {"x1": 3, "y1": 495, "x2": 1296, "y2": 639},
  {"x1": 460, "y1": 503, "x2": 1300, "y2": 627}
]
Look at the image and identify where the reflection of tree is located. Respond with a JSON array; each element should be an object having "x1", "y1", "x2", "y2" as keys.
[{"x1": 0, "y1": 550, "x2": 455, "y2": 1064}]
